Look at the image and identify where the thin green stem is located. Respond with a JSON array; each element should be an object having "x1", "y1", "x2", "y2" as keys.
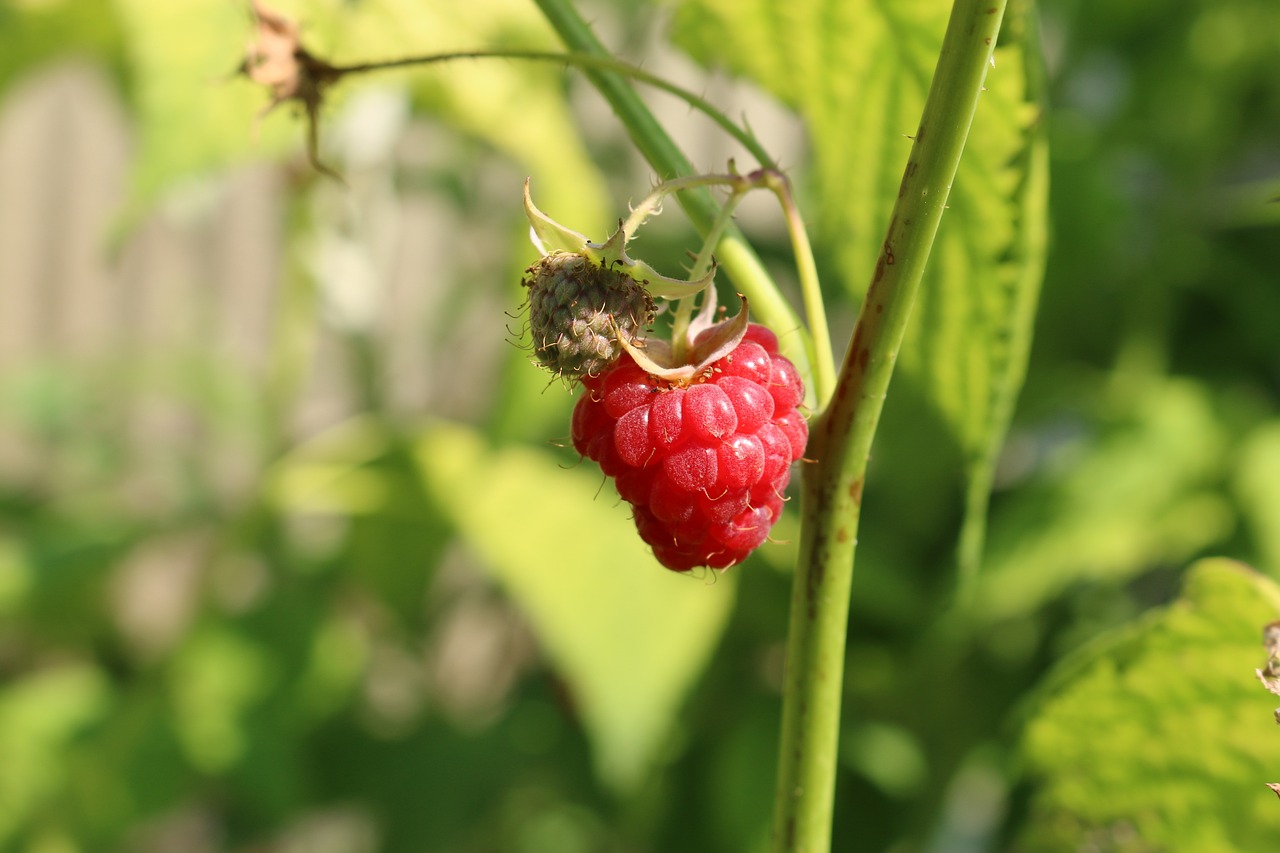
[
  {"x1": 620, "y1": 167, "x2": 833, "y2": 399},
  {"x1": 760, "y1": 171, "x2": 836, "y2": 407},
  {"x1": 621, "y1": 173, "x2": 745, "y2": 242},
  {"x1": 531, "y1": 0, "x2": 817, "y2": 385},
  {"x1": 672, "y1": 185, "x2": 750, "y2": 355},
  {"x1": 338, "y1": 49, "x2": 776, "y2": 170},
  {"x1": 688, "y1": 190, "x2": 742, "y2": 281},
  {"x1": 771, "y1": 0, "x2": 1009, "y2": 850}
]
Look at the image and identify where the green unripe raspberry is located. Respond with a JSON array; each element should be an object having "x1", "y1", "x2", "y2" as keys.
[{"x1": 522, "y1": 252, "x2": 655, "y2": 381}]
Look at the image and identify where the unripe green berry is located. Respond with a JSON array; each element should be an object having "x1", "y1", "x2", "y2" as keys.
[{"x1": 522, "y1": 252, "x2": 655, "y2": 381}]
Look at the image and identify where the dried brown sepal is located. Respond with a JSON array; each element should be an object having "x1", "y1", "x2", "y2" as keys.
[
  {"x1": 1257, "y1": 620, "x2": 1280, "y2": 725},
  {"x1": 240, "y1": 1, "x2": 343, "y2": 180},
  {"x1": 617, "y1": 294, "x2": 750, "y2": 384},
  {"x1": 1255, "y1": 666, "x2": 1280, "y2": 699},
  {"x1": 1265, "y1": 620, "x2": 1280, "y2": 657},
  {"x1": 1258, "y1": 620, "x2": 1280, "y2": 694},
  {"x1": 1268, "y1": 783, "x2": 1280, "y2": 800}
]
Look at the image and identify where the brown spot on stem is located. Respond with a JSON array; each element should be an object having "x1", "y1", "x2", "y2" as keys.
[
  {"x1": 850, "y1": 478, "x2": 864, "y2": 505},
  {"x1": 809, "y1": 553, "x2": 826, "y2": 591},
  {"x1": 805, "y1": 511, "x2": 830, "y2": 608},
  {"x1": 898, "y1": 159, "x2": 919, "y2": 197},
  {"x1": 858, "y1": 347, "x2": 869, "y2": 372},
  {"x1": 836, "y1": 528, "x2": 850, "y2": 543}
]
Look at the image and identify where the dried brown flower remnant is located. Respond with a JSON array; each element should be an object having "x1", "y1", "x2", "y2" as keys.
[
  {"x1": 1256, "y1": 619, "x2": 1280, "y2": 701},
  {"x1": 1255, "y1": 621, "x2": 1280, "y2": 796},
  {"x1": 240, "y1": 0, "x2": 342, "y2": 176}
]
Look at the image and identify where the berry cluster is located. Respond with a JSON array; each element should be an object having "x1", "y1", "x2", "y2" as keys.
[{"x1": 572, "y1": 324, "x2": 808, "y2": 571}]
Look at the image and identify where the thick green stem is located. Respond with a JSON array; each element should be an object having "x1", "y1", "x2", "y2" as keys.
[{"x1": 771, "y1": 1, "x2": 1008, "y2": 850}]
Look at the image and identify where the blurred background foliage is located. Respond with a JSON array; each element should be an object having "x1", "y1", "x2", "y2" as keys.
[{"x1": 0, "y1": 0, "x2": 1278, "y2": 851}]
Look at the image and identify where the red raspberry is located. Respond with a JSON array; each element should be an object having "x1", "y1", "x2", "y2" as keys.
[{"x1": 571, "y1": 324, "x2": 807, "y2": 571}]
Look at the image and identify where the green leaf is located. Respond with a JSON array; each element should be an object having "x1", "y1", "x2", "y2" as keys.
[
  {"x1": 0, "y1": 665, "x2": 113, "y2": 846},
  {"x1": 414, "y1": 421, "x2": 736, "y2": 790},
  {"x1": 671, "y1": 0, "x2": 946, "y2": 287},
  {"x1": 670, "y1": 0, "x2": 1049, "y2": 576},
  {"x1": 1016, "y1": 559, "x2": 1280, "y2": 851},
  {"x1": 914, "y1": 8, "x2": 1050, "y2": 583}
]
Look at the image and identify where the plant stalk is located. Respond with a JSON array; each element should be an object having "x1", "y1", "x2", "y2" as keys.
[{"x1": 771, "y1": 0, "x2": 1009, "y2": 849}]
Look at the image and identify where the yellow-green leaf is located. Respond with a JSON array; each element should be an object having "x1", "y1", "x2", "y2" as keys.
[
  {"x1": 1017, "y1": 559, "x2": 1280, "y2": 851},
  {"x1": 0, "y1": 666, "x2": 112, "y2": 846}
]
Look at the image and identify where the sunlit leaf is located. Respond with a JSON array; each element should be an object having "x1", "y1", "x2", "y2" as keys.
[
  {"x1": 915, "y1": 7, "x2": 1050, "y2": 580},
  {"x1": 1017, "y1": 559, "x2": 1280, "y2": 851},
  {"x1": 0, "y1": 666, "x2": 112, "y2": 846},
  {"x1": 414, "y1": 421, "x2": 736, "y2": 790},
  {"x1": 670, "y1": 0, "x2": 1049, "y2": 575}
]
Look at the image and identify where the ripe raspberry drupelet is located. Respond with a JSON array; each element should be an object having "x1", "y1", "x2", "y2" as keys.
[{"x1": 572, "y1": 324, "x2": 808, "y2": 572}]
